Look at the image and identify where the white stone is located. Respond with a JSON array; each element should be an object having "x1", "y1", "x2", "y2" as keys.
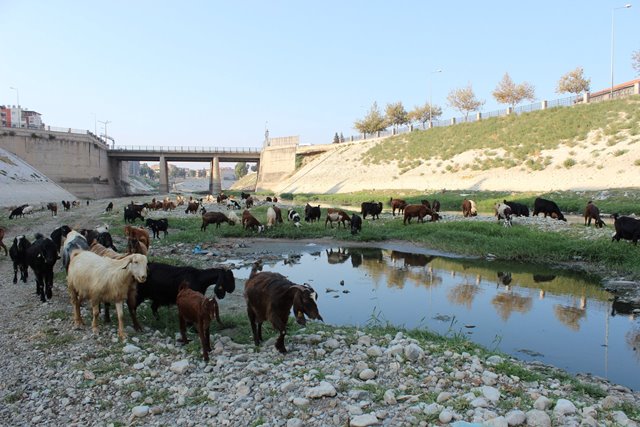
[
  {"x1": 525, "y1": 409, "x2": 551, "y2": 427},
  {"x1": 484, "y1": 416, "x2": 508, "y2": 427},
  {"x1": 359, "y1": 369, "x2": 376, "y2": 380},
  {"x1": 347, "y1": 404, "x2": 363, "y2": 415},
  {"x1": 131, "y1": 391, "x2": 142, "y2": 399},
  {"x1": 438, "y1": 410, "x2": 453, "y2": 424},
  {"x1": 601, "y1": 395, "x2": 619, "y2": 409},
  {"x1": 482, "y1": 386, "x2": 501, "y2": 403},
  {"x1": 305, "y1": 381, "x2": 337, "y2": 398},
  {"x1": 357, "y1": 336, "x2": 371, "y2": 346},
  {"x1": 325, "y1": 338, "x2": 340, "y2": 349},
  {"x1": 280, "y1": 381, "x2": 296, "y2": 392},
  {"x1": 436, "y1": 392, "x2": 452, "y2": 403},
  {"x1": 581, "y1": 406, "x2": 597, "y2": 418},
  {"x1": 123, "y1": 344, "x2": 141, "y2": 354},
  {"x1": 386, "y1": 344, "x2": 403, "y2": 356},
  {"x1": 486, "y1": 355, "x2": 503, "y2": 365},
  {"x1": 170, "y1": 360, "x2": 190, "y2": 374},
  {"x1": 553, "y1": 398, "x2": 576, "y2": 416},
  {"x1": 292, "y1": 397, "x2": 309, "y2": 407},
  {"x1": 404, "y1": 343, "x2": 424, "y2": 361},
  {"x1": 133, "y1": 363, "x2": 145, "y2": 370},
  {"x1": 287, "y1": 419, "x2": 304, "y2": 427},
  {"x1": 367, "y1": 346, "x2": 383, "y2": 357},
  {"x1": 533, "y1": 396, "x2": 552, "y2": 410},
  {"x1": 383, "y1": 389, "x2": 396, "y2": 405},
  {"x1": 424, "y1": 403, "x2": 443, "y2": 415},
  {"x1": 482, "y1": 370, "x2": 499, "y2": 385},
  {"x1": 350, "y1": 413, "x2": 379, "y2": 426},
  {"x1": 132, "y1": 406, "x2": 149, "y2": 418},
  {"x1": 612, "y1": 411, "x2": 631, "y2": 426},
  {"x1": 470, "y1": 397, "x2": 489, "y2": 408},
  {"x1": 505, "y1": 409, "x2": 526, "y2": 426}
]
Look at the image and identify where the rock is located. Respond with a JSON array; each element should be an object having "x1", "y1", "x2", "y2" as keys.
[
  {"x1": 325, "y1": 338, "x2": 340, "y2": 349},
  {"x1": 367, "y1": 346, "x2": 383, "y2": 357},
  {"x1": 359, "y1": 369, "x2": 376, "y2": 380},
  {"x1": 553, "y1": 398, "x2": 576, "y2": 416},
  {"x1": 131, "y1": 391, "x2": 142, "y2": 399},
  {"x1": 437, "y1": 392, "x2": 452, "y2": 403},
  {"x1": 482, "y1": 370, "x2": 499, "y2": 385},
  {"x1": 383, "y1": 389, "x2": 396, "y2": 405},
  {"x1": 292, "y1": 397, "x2": 309, "y2": 407},
  {"x1": 601, "y1": 395, "x2": 619, "y2": 409},
  {"x1": 611, "y1": 411, "x2": 632, "y2": 426},
  {"x1": 350, "y1": 413, "x2": 379, "y2": 426},
  {"x1": 132, "y1": 406, "x2": 149, "y2": 418},
  {"x1": 404, "y1": 343, "x2": 423, "y2": 361},
  {"x1": 505, "y1": 409, "x2": 526, "y2": 425},
  {"x1": 438, "y1": 410, "x2": 453, "y2": 424},
  {"x1": 305, "y1": 381, "x2": 337, "y2": 398},
  {"x1": 347, "y1": 404, "x2": 363, "y2": 415},
  {"x1": 170, "y1": 360, "x2": 190, "y2": 374},
  {"x1": 525, "y1": 409, "x2": 551, "y2": 427},
  {"x1": 486, "y1": 355, "x2": 504, "y2": 365},
  {"x1": 470, "y1": 397, "x2": 489, "y2": 408},
  {"x1": 484, "y1": 416, "x2": 508, "y2": 427},
  {"x1": 123, "y1": 344, "x2": 141, "y2": 354},
  {"x1": 482, "y1": 386, "x2": 500, "y2": 403},
  {"x1": 533, "y1": 396, "x2": 552, "y2": 411},
  {"x1": 287, "y1": 419, "x2": 304, "y2": 427},
  {"x1": 133, "y1": 363, "x2": 145, "y2": 370}
]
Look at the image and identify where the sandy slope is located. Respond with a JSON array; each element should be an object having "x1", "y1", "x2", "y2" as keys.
[{"x1": 270, "y1": 130, "x2": 640, "y2": 194}]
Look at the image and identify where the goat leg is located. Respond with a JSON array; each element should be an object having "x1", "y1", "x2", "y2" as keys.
[
  {"x1": 103, "y1": 303, "x2": 111, "y2": 323},
  {"x1": 127, "y1": 292, "x2": 143, "y2": 332},
  {"x1": 213, "y1": 299, "x2": 223, "y2": 327},
  {"x1": 91, "y1": 303, "x2": 101, "y2": 335},
  {"x1": 198, "y1": 321, "x2": 210, "y2": 361},
  {"x1": 275, "y1": 331, "x2": 287, "y2": 354},
  {"x1": 178, "y1": 314, "x2": 190, "y2": 344},
  {"x1": 115, "y1": 301, "x2": 127, "y2": 341}
]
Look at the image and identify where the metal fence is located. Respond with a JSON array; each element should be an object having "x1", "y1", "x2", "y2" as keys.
[{"x1": 110, "y1": 145, "x2": 260, "y2": 153}]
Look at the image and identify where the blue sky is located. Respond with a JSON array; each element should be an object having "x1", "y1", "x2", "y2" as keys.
[{"x1": 2, "y1": 1, "x2": 638, "y2": 151}]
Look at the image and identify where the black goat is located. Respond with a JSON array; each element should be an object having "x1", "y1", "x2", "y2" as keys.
[
  {"x1": 50, "y1": 225, "x2": 72, "y2": 252},
  {"x1": 10, "y1": 235, "x2": 31, "y2": 284},
  {"x1": 244, "y1": 267, "x2": 323, "y2": 353},
  {"x1": 26, "y1": 234, "x2": 58, "y2": 302},
  {"x1": 124, "y1": 206, "x2": 145, "y2": 223},
  {"x1": 146, "y1": 218, "x2": 169, "y2": 238},
  {"x1": 351, "y1": 214, "x2": 362, "y2": 235},
  {"x1": 612, "y1": 213, "x2": 640, "y2": 245},
  {"x1": 9, "y1": 204, "x2": 28, "y2": 219},
  {"x1": 304, "y1": 204, "x2": 321, "y2": 222},
  {"x1": 134, "y1": 263, "x2": 235, "y2": 320}
]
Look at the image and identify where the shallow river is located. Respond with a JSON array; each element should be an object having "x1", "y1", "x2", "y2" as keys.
[{"x1": 234, "y1": 243, "x2": 640, "y2": 391}]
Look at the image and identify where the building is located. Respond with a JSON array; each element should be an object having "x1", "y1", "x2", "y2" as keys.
[{"x1": 0, "y1": 105, "x2": 44, "y2": 129}]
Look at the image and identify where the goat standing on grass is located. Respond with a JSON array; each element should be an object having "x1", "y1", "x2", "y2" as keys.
[
  {"x1": 244, "y1": 262, "x2": 323, "y2": 353},
  {"x1": 176, "y1": 281, "x2": 219, "y2": 362}
]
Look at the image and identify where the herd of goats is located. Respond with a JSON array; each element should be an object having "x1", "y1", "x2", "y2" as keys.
[{"x1": 0, "y1": 191, "x2": 639, "y2": 361}]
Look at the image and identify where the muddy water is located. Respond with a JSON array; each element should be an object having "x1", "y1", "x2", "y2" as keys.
[{"x1": 235, "y1": 244, "x2": 640, "y2": 390}]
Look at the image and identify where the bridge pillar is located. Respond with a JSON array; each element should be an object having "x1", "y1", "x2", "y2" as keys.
[
  {"x1": 159, "y1": 155, "x2": 169, "y2": 194},
  {"x1": 209, "y1": 157, "x2": 222, "y2": 194}
]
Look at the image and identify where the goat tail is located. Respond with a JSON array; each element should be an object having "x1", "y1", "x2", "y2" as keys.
[
  {"x1": 178, "y1": 280, "x2": 190, "y2": 292},
  {"x1": 34, "y1": 232, "x2": 44, "y2": 240}
]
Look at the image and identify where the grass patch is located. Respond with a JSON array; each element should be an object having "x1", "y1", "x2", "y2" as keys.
[{"x1": 493, "y1": 361, "x2": 542, "y2": 382}]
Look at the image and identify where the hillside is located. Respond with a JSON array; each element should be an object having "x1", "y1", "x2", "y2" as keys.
[
  {"x1": 0, "y1": 148, "x2": 76, "y2": 208},
  {"x1": 271, "y1": 97, "x2": 640, "y2": 194}
]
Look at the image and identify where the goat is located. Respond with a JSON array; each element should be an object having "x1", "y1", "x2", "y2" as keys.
[
  {"x1": 67, "y1": 251, "x2": 147, "y2": 340},
  {"x1": 26, "y1": 234, "x2": 59, "y2": 302},
  {"x1": 242, "y1": 210, "x2": 264, "y2": 232},
  {"x1": 226, "y1": 199, "x2": 241, "y2": 210},
  {"x1": 462, "y1": 199, "x2": 478, "y2": 217},
  {"x1": 351, "y1": 214, "x2": 362, "y2": 235},
  {"x1": 389, "y1": 198, "x2": 407, "y2": 216},
  {"x1": 584, "y1": 201, "x2": 605, "y2": 228},
  {"x1": 403, "y1": 204, "x2": 429, "y2": 224},
  {"x1": 10, "y1": 235, "x2": 31, "y2": 284},
  {"x1": 244, "y1": 267, "x2": 323, "y2": 353},
  {"x1": 61, "y1": 200, "x2": 71, "y2": 211},
  {"x1": 105, "y1": 202, "x2": 113, "y2": 212},
  {"x1": 22, "y1": 205, "x2": 34, "y2": 215},
  {"x1": 503, "y1": 199, "x2": 530, "y2": 217},
  {"x1": 288, "y1": 209, "x2": 301, "y2": 227},
  {"x1": 494, "y1": 202, "x2": 513, "y2": 227},
  {"x1": 62, "y1": 230, "x2": 89, "y2": 272},
  {"x1": 126, "y1": 237, "x2": 148, "y2": 256},
  {"x1": 227, "y1": 210, "x2": 240, "y2": 225},
  {"x1": 185, "y1": 201, "x2": 200, "y2": 214},
  {"x1": 9, "y1": 204, "x2": 28, "y2": 219},
  {"x1": 134, "y1": 263, "x2": 235, "y2": 320},
  {"x1": 124, "y1": 206, "x2": 145, "y2": 223},
  {"x1": 611, "y1": 213, "x2": 640, "y2": 245},
  {"x1": 432, "y1": 200, "x2": 441, "y2": 212},
  {"x1": 201, "y1": 212, "x2": 232, "y2": 231},
  {"x1": 50, "y1": 225, "x2": 72, "y2": 252},
  {"x1": 266, "y1": 207, "x2": 277, "y2": 228},
  {"x1": 325, "y1": 208, "x2": 351, "y2": 229},
  {"x1": 361, "y1": 202, "x2": 383, "y2": 220},
  {"x1": 46, "y1": 202, "x2": 58, "y2": 217},
  {"x1": 176, "y1": 281, "x2": 220, "y2": 362},
  {"x1": 304, "y1": 204, "x2": 322, "y2": 222},
  {"x1": 146, "y1": 218, "x2": 169, "y2": 238},
  {"x1": 272, "y1": 205, "x2": 283, "y2": 223},
  {"x1": 124, "y1": 225, "x2": 150, "y2": 250},
  {"x1": 532, "y1": 197, "x2": 566, "y2": 221},
  {"x1": 0, "y1": 227, "x2": 6, "y2": 256}
]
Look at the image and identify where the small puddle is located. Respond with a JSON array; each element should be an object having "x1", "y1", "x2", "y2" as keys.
[{"x1": 235, "y1": 244, "x2": 640, "y2": 391}]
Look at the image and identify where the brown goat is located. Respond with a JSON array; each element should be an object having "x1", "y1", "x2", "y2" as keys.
[
  {"x1": 244, "y1": 267, "x2": 323, "y2": 353},
  {"x1": 176, "y1": 281, "x2": 220, "y2": 362},
  {"x1": 584, "y1": 201, "x2": 605, "y2": 228},
  {"x1": 185, "y1": 201, "x2": 199, "y2": 214},
  {"x1": 124, "y1": 225, "x2": 150, "y2": 249},
  {"x1": 462, "y1": 199, "x2": 477, "y2": 217},
  {"x1": 403, "y1": 204, "x2": 439, "y2": 224},
  {"x1": 0, "y1": 227, "x2": 6, "y2": 256},
  {"x1": 325, "y1": 208, "x2": 351, "y2": 229},
  {"x1": 389, "y1": 198, "x2": 407, "y2": 216},
  {"x1": 46, "y1": 202, "x2": 58, "y2": 217},
  {"x1": 126, "y1": 237, "x2": 148, "y2": 256},
  {"x1": 201, "y1": 212, "x2": 232, "y2": 231},
  {"x1": 242, "y1": 210, "x2": 264, "y2": 232}
]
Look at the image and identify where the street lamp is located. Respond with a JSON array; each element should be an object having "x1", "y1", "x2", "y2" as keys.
[
  {"x1": 9, "y1": 86, "x2": 20, "y2": 128},
  {"x1": 98, "y1": 120, "x2": 111, "y2": 145},
  {"x1": 611, "y1": 4, "x2": 632, "y2": 98},
  {"x1": 429, "y1": 69, "x2": 442, "y2": 128}
]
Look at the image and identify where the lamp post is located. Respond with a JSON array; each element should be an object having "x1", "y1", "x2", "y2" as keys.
[
  {"x1": 98, "y1": 120, "x2": 111, "y2": 146},
  {"x1": 9, "y1": 86, "x2": 20, "y2": 128},
  {"x1": 611, "y1": 4, "x2": 632, "y2": 98},
  {"x1": 429, "y1": 69, "x2": 442, "y2": 128}
]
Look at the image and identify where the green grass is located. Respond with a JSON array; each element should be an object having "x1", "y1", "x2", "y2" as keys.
[{"x1": 360, "y1": 96, "x2": 640, "y2": 171}]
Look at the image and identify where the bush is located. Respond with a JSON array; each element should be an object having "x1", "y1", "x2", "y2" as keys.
[
  {"x1": 563, "y1": 158, "x2": 576, "y2": 168},
  {"x1": 280, "y1": 193, "x2": 294, "y2": 200}
]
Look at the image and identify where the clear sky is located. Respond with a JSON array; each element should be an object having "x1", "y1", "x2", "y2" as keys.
[{"x1": 2, "y1": 1, "x2": 638, "y2": 150}]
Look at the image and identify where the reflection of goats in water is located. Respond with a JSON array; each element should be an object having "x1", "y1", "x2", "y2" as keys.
[
  {"x1": 390, "y1": 251, "x2": 435, "y2": 268},
  {"x1": 497, "y1": 272, "x2": 512, "y2": 287},
  {"x1": 448, "y1": 282, "x2": 481, "y2": 309},
  {"x1": 554, "y1": 296, "x2": 587, "y2": 331},
  {"x1": 492, "y1": 292, "x2": 533, "y2": 321},
  {"x1": 326, "y1": 248, "x2": 350, "y2": 264}
]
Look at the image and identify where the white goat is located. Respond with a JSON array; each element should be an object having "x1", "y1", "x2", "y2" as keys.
[
  {"x1": 67, "y1": 250, "x2": 147, "y2": 341},
  {"x1": 266, "y1": 207, "x2": 277, "y2": 228},
  {"x1": 95, "y1": 223, "x2": 109, "y2": 234},
  {"x1": 227, "y1": 211, "x2": 239, "y2": 225},
  {"x1": 22, "y1": 205, "x2": 34, "y2": 215}
]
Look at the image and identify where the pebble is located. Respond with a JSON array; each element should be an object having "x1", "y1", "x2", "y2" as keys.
[
  {"x1": 132, "y1": 406, "x2": 149, "y2": 418},
  {"x1": 350, "y1": 413, "x2": 379, "y2": 426},
  {"x1": 359, "y1": 369, "x2": 376, "y2": 380},
  {"x1": 123, "y1": 344, "x2": 141, "y2": 354},
  {"x1": 305, "y1": 382, "x2": 337, "y2": 398},
  {"x1": 170, "y1": 360, "x2": 190, "y2": 374}
]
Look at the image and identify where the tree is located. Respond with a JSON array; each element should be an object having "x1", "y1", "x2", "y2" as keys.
[
  {"x1": 447, "y1": 84, "x2": 485, "y2": 119},
  {"x1": 333, "y1": 132, "x2": 340, "y2": 144},
  {"x1": 492, "y1": 73, "x2": 536, "y2": 107},
  {"x1": 250, "y1": 164, "x2": 258, "y2": 172},
  {"x1": 354, "y1": 102, "x2": 387, "y2": 137},
  {"x1": 556, "y1": 67, "x2": 591, "y2": 95},
  {"x1": 632, "y1": 51, "x2": 640, "y2": 76},
  {"x1": 409, "y1": 103, "x2": 442, "y2": 128},
  {"x1": 339, "y1": 132, "x2": 345, "y2": 143},
  {"x1": 234, "y1": 162, "x2": 249, "y2": 179},
  {"x1": 385, "y1": 101, "x2": 408, "y2": 132},
  {"x1": 139, "y1": 163, "x2": 156, "y2": 179}
]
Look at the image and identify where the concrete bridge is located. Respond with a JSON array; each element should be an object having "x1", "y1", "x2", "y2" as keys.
[{"x1": 108, "y1": 145, "x2": 261, "y2": 193}]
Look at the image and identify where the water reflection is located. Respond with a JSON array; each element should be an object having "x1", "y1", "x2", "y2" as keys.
[{"x1": 243, "y1": 245, "x2": 640, "y2": 390}]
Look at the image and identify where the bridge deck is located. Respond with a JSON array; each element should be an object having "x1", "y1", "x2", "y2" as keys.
[{"x1": 108, "y1": 145, "x2": 261, "y2": 162}]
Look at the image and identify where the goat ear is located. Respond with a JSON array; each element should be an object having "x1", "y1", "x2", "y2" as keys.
[{"x1": 122, "y1": 259, "x2": 132, "y2": 269}]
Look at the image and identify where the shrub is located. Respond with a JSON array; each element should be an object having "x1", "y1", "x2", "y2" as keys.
[{"x1": 563, "y1": 158, "x2": 576, "y2": 168}]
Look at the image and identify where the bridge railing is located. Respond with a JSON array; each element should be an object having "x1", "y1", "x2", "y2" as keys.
[{"x1": 110, "y1": 145, "x2": 261, "y2": 153}]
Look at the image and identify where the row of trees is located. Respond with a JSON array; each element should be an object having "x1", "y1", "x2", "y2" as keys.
[{"x1": 352, "y1": 67, "x2": 594, "y2": 136}]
